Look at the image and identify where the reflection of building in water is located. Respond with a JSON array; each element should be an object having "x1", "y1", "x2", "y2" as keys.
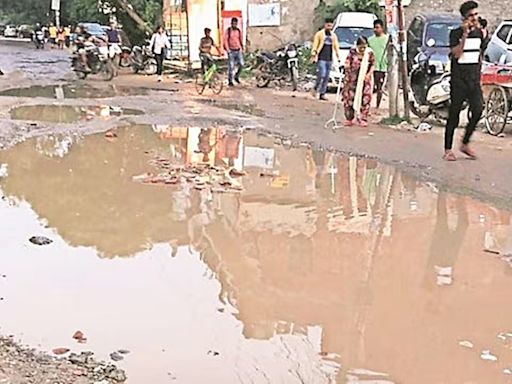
[
  {"x1": 3, "y1": 126, "x2": 512, "y2": 383},
  {"x1": 152, "y1": 125, "x2": 244, "y2": 169}
]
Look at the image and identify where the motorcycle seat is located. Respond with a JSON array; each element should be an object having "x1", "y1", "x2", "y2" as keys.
[{"x1": 261, "y1": 50, "x2": 277, "y2": 60}]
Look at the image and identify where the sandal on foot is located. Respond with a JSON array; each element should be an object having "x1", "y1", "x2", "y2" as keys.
[
  {"x1": 443, "y1": 151, "x2": 457, "y2": 161},
  {"x1": 460, "y1": 145, "x2": 477, "y2": 159}
]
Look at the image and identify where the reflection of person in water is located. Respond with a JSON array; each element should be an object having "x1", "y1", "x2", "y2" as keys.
[
  {"x1": 197, "y1": 128, "x2": 213, "y2": 163},
  {"x1": 426, "y1": 193, "x2": 468, "y2": 286}
]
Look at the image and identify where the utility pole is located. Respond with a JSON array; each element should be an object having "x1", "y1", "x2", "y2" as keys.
[
  {"x1": 51, "y1": 0, "x2": 61, "y2": 28},
  {"x1": 397, "y1": 0, "x2": 410, "y2": 120},
  {"x1": 385, "y1": 0, "x2": 398, "y2": 117}
]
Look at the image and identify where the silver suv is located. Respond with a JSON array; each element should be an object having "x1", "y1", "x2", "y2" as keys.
[{"x1": 485, "y1": 20, "x2": 512, "y2": 64}]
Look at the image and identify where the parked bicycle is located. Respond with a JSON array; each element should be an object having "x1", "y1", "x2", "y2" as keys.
[{"x1": 195, "y1": 56, "x2": 224, "y2": 95}]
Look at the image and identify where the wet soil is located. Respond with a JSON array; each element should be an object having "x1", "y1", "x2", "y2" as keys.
[{"x1": 1, "y1": 125, "x2": 512, "y2": 383}]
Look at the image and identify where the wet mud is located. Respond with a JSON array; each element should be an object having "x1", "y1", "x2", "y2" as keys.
[{"x1": 1, "y1": 126, "x2": 512, "y2": 383}]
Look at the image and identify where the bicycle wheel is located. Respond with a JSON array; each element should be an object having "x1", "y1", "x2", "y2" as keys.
[
  {"x1": 195, "y1": 73, "x2": 207, "y2": 95},
  {"x1": 210, "y1": 73, "x2": 224, "y2": 95}
]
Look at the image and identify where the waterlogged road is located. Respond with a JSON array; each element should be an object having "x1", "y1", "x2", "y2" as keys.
[{"x1": 1, "y1": 126, "x2": 512, "y2": 383}]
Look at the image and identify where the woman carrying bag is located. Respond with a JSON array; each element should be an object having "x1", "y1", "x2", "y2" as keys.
[{"x1": 149, "y1": 26, "x2": 170, "y2": 82}]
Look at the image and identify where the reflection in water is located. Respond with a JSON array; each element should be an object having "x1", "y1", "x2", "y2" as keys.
[{"x1": 1, "y1": 126, "x2": 512, "y2": 383}]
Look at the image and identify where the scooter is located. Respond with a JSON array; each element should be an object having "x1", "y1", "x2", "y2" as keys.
[
  {"x1": 409, "y1": 50, "x2": 452, "y2": 120},
  {"x1": 130, "y1": 44, "x2": 157, "y2": 75}
]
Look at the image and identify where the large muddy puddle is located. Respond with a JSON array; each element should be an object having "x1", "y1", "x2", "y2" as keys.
[
  {"x1": 0, "y1": 84, "x2": 148, "y2": 99},
  {"x1": 1, "y1": 126, "x2": 512, "y2": 383},
  {"x1": 9, "y1": 105, "x2": 144, "y2": 123}
]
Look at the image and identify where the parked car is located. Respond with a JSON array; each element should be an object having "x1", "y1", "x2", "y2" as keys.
[
  {"x1": 3, "y1": 25, "x2": 18, "y2": 38},
  {"x1": 18, "y1": 24, "x2": 34, "y2": 39},
  {"x1": 0, "y1": 24, "x2": 6, "y2": 36},
  {"x1": 79, "y1": 22, "x2": 107, "y2": 40},
  {"x1": 406, "y1": 13, "x2": 460, "y2": 74},
  {"x1": 328, "y1": 12, "x2": 377, "y2": 87},
  {"x1": 485, "y1": 20, "x2": 512, "y2": 64}
]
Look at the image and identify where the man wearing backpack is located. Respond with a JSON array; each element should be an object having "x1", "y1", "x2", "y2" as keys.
[{"x1": 223, "y1": 18, "x2": 244, "y2": 87}]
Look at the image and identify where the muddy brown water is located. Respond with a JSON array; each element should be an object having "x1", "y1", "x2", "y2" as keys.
[
  {"x1": 1, "y1": 126, "x2": 512, "y2": 383},
  {"x1": 0, "y1": 84, "x2": 148, "y2": 99},
  {"x1": 9, "y1": 105, "x2": 144, "y2": 123}
]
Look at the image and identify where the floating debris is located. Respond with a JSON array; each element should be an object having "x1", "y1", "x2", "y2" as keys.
[
  {"x1": 29, "y1": 236, "x2": 53, "y2": 246},
  {"x1": 72, "y1": 330, "x2": 87, "y2": 344},
  {"x1": 132, "y1": 159, "x2": 244, "y2": 194},
  {"x1": 480, "y1": 350, "x2": 498, "y2": 362},
  {"x1": 52, "y1": 347, "x2": 70, "y2": 355},
  {"x1": 110, "y1": 351, "x2": 124, "y2": 362},
  {"x1": 458, "y1": 340, "x2": 474, "y2": 349}
]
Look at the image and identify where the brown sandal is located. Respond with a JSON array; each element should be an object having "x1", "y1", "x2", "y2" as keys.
[
  {"x1": 460, "y1": 145, "x2": 477, "y2": 160},
  {"x1": 443, "y1": 151, "x2": 457, "y2": 161}
]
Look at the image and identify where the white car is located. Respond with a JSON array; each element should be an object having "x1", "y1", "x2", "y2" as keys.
[
  {"x1": 485, "y1": 21, "x2": 512, "y2": 65},
  {"x1": 329, "y1": 12, "x2": 377, "y2": 88},
  {"x1": 3, "y1": 25, "x2": 18, "y2": 38}
]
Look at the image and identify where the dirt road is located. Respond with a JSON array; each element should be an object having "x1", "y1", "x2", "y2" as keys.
[{"x1": 1, "y1": 41, "x2": 512, "y2": 384}]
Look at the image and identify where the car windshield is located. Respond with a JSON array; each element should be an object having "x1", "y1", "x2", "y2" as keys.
[
  {"x1": 425, "y1": 22, "x2": 459, "y2": 47},
  {"x1": 334, "y1": 27, "x2": 374, "y2": 49}
]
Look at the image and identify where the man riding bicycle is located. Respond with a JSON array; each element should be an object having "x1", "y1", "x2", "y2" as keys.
[{"x1": 199, "y1": 28, "x2": 220, "y2": 73}]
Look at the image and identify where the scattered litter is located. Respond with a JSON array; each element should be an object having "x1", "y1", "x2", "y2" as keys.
[
  {"x1": 498, "y1": 133, "x2": 506, "y2": 138},
  {"x1": 435, "y1": 266, "x2": 453, "y2": 286},
  {"x1": 368, "y1": 132, "x2": 375, "y2": 136},
  {"x1": 117, "y1": 349, "x2": 130, "y2": 355},
  {"x1": 52, "y1": 347, "x2": 70, "y2": 355},
  {"x1": 207, "y1": 350, "x2": 220, "y2": 356},
  {"x1": 29, "y1": 236, "x2": 53, "y2": 246},
  {"x1": 458, "y1": 340, "x2": 474, "y2": 349},
  {"x1": 504, "y1": 368, "x2": 512, "y2": 375},
  {"x1": 480, "y1": 350, "x2": 498, "y2": 361},
  {"x1": 0, "y1": 164, "x2": 7, "y2": 178},
  {"x1": 417, "y1": 122, "x2": 432, "y2": 132},
  {"x1": 132, "y1": 160, "x2": 243, "y2": 194}
]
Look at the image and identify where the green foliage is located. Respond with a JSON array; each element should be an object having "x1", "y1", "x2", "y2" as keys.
[
  {"x1": 314, "y1": 0, "x2": 382, "y2": 30},
  {"x1": 0, "y1": 0, "x2": 161, "y2": 46},
  {"x1": 298, "y1": 47, "x2": 316, "y2": 76}
]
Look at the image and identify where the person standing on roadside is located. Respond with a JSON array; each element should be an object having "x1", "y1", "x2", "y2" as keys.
[
  {"x1": 444, "y1": 1, "x2": 488, "y2": 161},
  {"x1": 149, "y1": 26, "x2": 170, "y2": 82},
  {"x1": 64, "y1": 25, "x2": 72, "y2": 47},
  {"x1": 311, "y1": 18, "x2": 340, "y2": 101},
  {"x1": 368, "y1": 19, "x2": 388, "y2": 109},
  {"x1": 223, "y1": 18, "x2": 244, "y2": 87},
  {"x1": 49, "y1": 23, "x2": 58, "y2": 49}
]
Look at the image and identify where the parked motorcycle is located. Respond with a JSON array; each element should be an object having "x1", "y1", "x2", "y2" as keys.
[
  {"x1": 71, "y1": 45, "x2": 114, "y2": 81},
  {"x1": 131, "y1": 44, "x2": 157, "y2": 75},
  {"x1": 409, "y1": 50, "x2": 467, "y2": 121},
  {"x1": 255, "y1": 44, "x2": 299, "y2": 91},
  {"x1": 33, "y1": 30, "x2": 45, "y2": 50}
]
